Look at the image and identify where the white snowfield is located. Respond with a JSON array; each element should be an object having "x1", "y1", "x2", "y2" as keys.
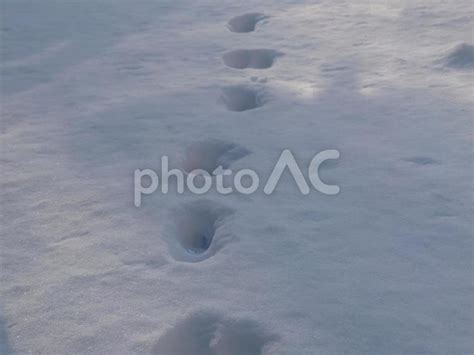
[{"x1": 1, "y1": 0, "x2": 473, "y2": 354}]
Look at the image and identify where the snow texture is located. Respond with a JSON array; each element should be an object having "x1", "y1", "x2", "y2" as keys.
[{"x1": 1, "y1": 0, "x2": 473, "y2": 354}]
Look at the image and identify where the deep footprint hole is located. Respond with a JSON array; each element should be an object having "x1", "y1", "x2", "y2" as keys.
[
  {"x1": 227, "y1": 13, "x2": 267, "y2": 33},
  {"x1": 170, "y1": 201, "x2": 234, "y2": 262},
  {"x1": 223, "y1": 49, "x2": 282, "y2": 69},
  {"x1": 220, "y1": 85, "x2": 265, "y2": 112}
]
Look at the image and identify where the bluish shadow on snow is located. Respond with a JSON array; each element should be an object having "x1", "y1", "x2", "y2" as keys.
[
  {"x1": 1, "y1": 0, "x2": 176, "y2": 95},
  {"x1": 164, "y1": 200, "x2": 235, "y2": 263},
  {"x1": 0, "y1": 314, "x2": 11, "y2": 355},
  {"x1": 436, "y1": 43, "x2": 474, "y2": 70},
  {"x1": 152, "y1": 310, "x2": 279, "y2": 355},
  {"x1": 227, "y1": 13, "x2": 268, "y2": 33},
  {"x1": 181, "y1": 139, "x2": 251, "y2": 173}
]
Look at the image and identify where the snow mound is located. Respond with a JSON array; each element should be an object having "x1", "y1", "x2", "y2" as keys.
[
  {"x1": 439, "y1": 43, "x2": 474, "y2": 69},
  {"x1": 223, "y1": 49, "x2": 282, "y2": 69},
  {"x1": 220, "y1": 86, "x2": 265, "y2": 112},
  {"x1": 227, "y1": 13, "x2": 267, "y2": 33},
  {"x1": 153, "y1": 311, "x2": 278, "y2": 355},
  {"x1": 167, "y1": 200, "x2": 234, "y2": 262},
  {"x1": 181, "y1": 139, "x2": 251, "y2": 174}
]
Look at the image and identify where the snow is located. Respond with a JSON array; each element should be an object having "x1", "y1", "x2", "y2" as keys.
[{"x1": 1, "y1": 0, "x2": 473, "y2": 354}]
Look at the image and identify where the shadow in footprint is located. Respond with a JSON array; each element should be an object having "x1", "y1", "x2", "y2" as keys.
[
  {"x1": 403, "y1": 157, "x2": 440, "y2": 166},
  {"x1": 437, "y1": 43, "x2": 474, "y2": 70},
  {"x1": 153, "y1": 311, "x2": 278, "y2": 355},
  {"x1": 167, "y1": 200, "x2": 234, "y2": 262},
  {"x1": 223, "y1": 49, "x2": 282, "y2": 69},
  {"x1": 227, "y1": 13, "x2": 267, "y2": 33},
  {"x1": 220, "y1": 86, "x2": 266, "y2": 112},
  {"x1": 181, "y1": 139, "x2": 251, "y2": 174},
  {"x1": 0, "y1": 314, "x2": 11, "y2": 355},
  {"x1": 213, "y1": 318, "x2": 277, "y2": 355}
]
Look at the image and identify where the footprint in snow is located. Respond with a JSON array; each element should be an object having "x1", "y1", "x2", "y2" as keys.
[
  {"x1": 223, "y1": 49, "x2": 282, "y2": 70},
  {"x1": 181, "y1": 139, "x2": 251, "y2": 174},
  {"x1": 227, "y1": 13, "x2": 267, "y2": 33},
  {"x1": 166, "y1": 200, "x2": 234, "y2": 263},
  {"x1": 437, "y1": 43, "x2": 474, "y2": 70},
  {"x1": 404, "y1": 157, "x2": 439, "y2": 166},
  {"x1": 153, "y1": 311, "x2": 278, "y2": 355},
  {"x1": 220, "y1": 85, "x2": 266, "y2": 112}
]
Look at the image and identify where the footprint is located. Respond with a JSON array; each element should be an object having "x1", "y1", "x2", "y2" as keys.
[
  {"x1": 404, "y1": 157, "x2": 439, "y2": 166},
  {"x1": 438, "y1": 43, "x2": 474, "y2": 69},
  {"x1": 182, "y1": 139, "x2": 251, "y2": 174},
  {"x1": 227, "y1": 13, "x2": 267, "y2": 33},
  {"x1": 220, "y1": 85, "x2": 265, "y2": 112},
  {"x1": 153, "y1": 311, "x2": 278, "y2": 355},
  {"x1": 212, "y1": 318, "x2": 277, "y2": 355},
  {"x1": 223, "y1": 49, "x2": 282, "y2": 69},
  {"x1": 167, "y1": 200, "x2": 234, "y2": 262}
]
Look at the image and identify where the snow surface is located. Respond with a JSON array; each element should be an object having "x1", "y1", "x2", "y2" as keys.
[{"x1": 1, "y1": 0, "x2": 473, "y2": 354}]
